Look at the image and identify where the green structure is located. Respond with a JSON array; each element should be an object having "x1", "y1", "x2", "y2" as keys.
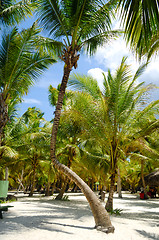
[{"x1": 0, "y1": 181, "x2": 9, "y2": 199}]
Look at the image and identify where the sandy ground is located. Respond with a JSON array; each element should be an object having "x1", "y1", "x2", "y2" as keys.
[{"x1": 0, "y1": 192, "x2": 159, "y2": 240}]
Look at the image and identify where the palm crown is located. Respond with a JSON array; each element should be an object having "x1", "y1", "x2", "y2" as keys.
[
  {"x1": 0, "y1": 25, "x2": 55, "y2": 103},
  {"x1": 68, "y1": 57, "x2": 159, "y2": 210},
  {"x1": 35, "y1": 0, "x2": 118, "y2": 56},
  {"x1": 0, "y1": 24, "x2": 55, "y2": 145}
]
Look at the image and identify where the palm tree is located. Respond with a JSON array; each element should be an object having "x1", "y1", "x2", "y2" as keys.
[
  {"x1": 118, "y1": 0, "x2": 159, "y2": 58},
  {"x1": 127, "y1": 117, "x2": 159, "y2": 195},
  {"x1": 34, "y1": 0, "x2": 119, "y2": 232},
  {"x1": 68, "y1": 57, "x2": 159, "y2": 211},
  {"x1": 3, "y1": 107, "x2": 52, "y2": 194},
  {"x1": 49, "y1": 85, "x2": 109, "y2": 198},
  {"x1": 0, "y1": 25, "x2": 55, "y2": 147},
  {"x1": 0, "y1": 0, "x2": 34, "y2": 26},
  {"x1": 20, "y1": 107, "x2": 51, "y2": 196}
]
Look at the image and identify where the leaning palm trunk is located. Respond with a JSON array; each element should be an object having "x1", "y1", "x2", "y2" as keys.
[
  {"x1": 51, "y1": 157, "x2": 114, "y2": 232},
  {"x1": 50, "y1": 47, "x2": 114, "y2": 233}
]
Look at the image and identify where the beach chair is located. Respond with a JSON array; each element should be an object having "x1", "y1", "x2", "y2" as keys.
[{"x1": 0, "y1": 204, "x2": 14, "y2": 219}]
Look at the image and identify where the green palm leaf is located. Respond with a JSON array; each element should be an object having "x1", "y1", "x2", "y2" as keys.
[
  {"x1": 0, "y1": 0, "x2": 34, "y2": 25},
  {"x1": 118, "y1": 0, "x2": 159, "y2": 58}
]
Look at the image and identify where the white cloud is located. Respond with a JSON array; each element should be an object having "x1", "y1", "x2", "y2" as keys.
[
  {"x1": 94, "y1": 37, "x2": 139, "y2": 72},
  {"x1": 23, "y1": 98, "x2": 41, "y2": 105},
  {"x1": 87, "y1": 68, "x2": 107, "y2": 89},
  {"x1": 93, "y1": 37, "x2": 159, "y2": 87}
]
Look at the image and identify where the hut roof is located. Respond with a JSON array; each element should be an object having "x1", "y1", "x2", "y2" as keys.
[{"x1": 144, "y1": 169, "x2": 159, "y2": 187}]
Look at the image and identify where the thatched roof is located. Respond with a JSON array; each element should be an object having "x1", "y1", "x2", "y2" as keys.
[{"x1": 144, "y1": 170, "x2": 159, "y2": 187}]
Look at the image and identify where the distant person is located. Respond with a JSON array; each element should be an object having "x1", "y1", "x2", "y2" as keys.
[
  {"x1": 139, "y1": 188, "x2": 148, "y2": 200},
  {"x1": 149, "y1": 187, "x2": 157, "y2": 198}
]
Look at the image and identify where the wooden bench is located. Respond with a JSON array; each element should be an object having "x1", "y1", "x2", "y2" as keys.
[{"x1": 0, "y1": 205, "x2": 14, "y2": 219}]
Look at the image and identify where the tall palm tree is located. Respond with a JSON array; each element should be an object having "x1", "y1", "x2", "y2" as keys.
[
  {"x1": 118, "y1": 0, "x2": 159, "y2": 58},
  {"x1": 68, "y1": 57, "x2": 159, "y2": 211},
  {"x1": 35, "y1": 0, "x2": 118, "y2": 232},
  {"x1": 0, "y1": 25, "x2": 55, "y2": 147}
]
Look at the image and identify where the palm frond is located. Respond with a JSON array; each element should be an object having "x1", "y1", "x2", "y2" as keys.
[
  {"x1": 68, "y1": 73, "x2": 101, "y2": 100},
  {"x1": 136, "y1": 100, "x2": 159, "y2": 121},
  {"x1": 83, "y1": 30, "x2": 120, "y2": 55},
  {"x1": 0, "y1": 146, "x2": 18, "y2": 159},
  {"x1": 0, "y1": 0, "x2": 34, "y2": 25},
  {"x1": 0, "y1": 24, "x2": 56, "y2": 102},
  {"x1": 135, "y1": 119, "x2": 159, "y2": 138},
  {"x1": 34, "y1": 35, "x2": 64, "y2": 57},
  {"x1": 147, "y1": 33, "x2": 159, "y2": 60},
  {"x1": 118, "y1": 0, "x2": 159, "y2": 58},
  {"x1": 36, "y1": 0, "x2": 117, "y2": 49},
  {"x1": 36, "y1": 0, "x2": 70, "y2": 43}
]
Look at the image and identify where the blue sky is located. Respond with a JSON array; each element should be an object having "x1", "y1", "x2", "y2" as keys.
[
  {"x1": 17, "y1": 16, "x2": 159, "y2": 121},
  {"x1": 17, "y1": 52, "x2": 109, "y2": 121}
]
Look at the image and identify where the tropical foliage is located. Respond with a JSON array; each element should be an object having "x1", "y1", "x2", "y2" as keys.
[
  {"x1": 0, "y1": 0, "x2": 34, "y2": 26},
  {"x1": 0, "y1": 24, "x2": 55, "y2": 147},
  {"x1": 31, "y1": 0, "x2": 121, "y2": 232},
  {"x1": 68, "y1": 57, "x2": 159, "y2": 210},
  {"x1": 1, "y1": 0, "x2": 159, "y2": 235},
  {"x1": 118, "y1": 0, "x2": 159, "y2": 59}
]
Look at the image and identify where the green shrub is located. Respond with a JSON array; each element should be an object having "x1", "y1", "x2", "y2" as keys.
[
  {"x1": 61, "y1": 195, "x2": 70, "y2": 201},
  {"x1": 110, "y1": 208, "x2": 123, "y2": 216}
]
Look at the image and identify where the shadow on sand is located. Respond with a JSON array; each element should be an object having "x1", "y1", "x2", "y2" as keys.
[
  {"x1": 0, "y1": 196, "x2": 93, "y2": 235},
  {"x1": 136, "y1": 229, "x2": 159, "y2": 240}
]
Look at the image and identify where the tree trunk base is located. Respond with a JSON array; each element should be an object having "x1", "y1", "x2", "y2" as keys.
[
  {"x1": 95, "y1": 225, "x2": 115, "y2": 233},
  {"x1": 55, "y1": 179, "x2": 68, "y2": 200},
  {"x1": 55, "y1": 194, "x2": 63, "y2": 200},
  {"x1": 118, "y1": 193, "x2": 122, "y2": 198},
  {"x1": 105, "y1": 201, "x2": 113, "y2": 212}
]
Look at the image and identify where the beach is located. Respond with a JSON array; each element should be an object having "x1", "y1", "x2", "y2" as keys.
[{"x1": 0, "y1": 192, "x2": 158, "y2": 240}]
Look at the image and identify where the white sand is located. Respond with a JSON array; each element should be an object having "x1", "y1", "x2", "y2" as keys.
[{"x1": 0, "y1": 192, "x2": 159, "y2": 240}]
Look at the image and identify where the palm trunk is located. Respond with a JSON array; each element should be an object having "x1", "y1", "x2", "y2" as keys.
[
  {"x1": 0, "y1": 93, "x2": 8, "y2": 162},
  {"x1": 55, "y1": 177, "x2": 68, "y2": 200},
  {"x1": 0, "y1": 93, "x2": 8, "y2": 147},
  {"x1": 0, "y1": 130, "x2": 2, "y2": 148},
  {"x1": 117, "y1": 168, "x2": 122, "y2": 198},
  {"x1": 29, "y1": 163, "x2": 36, "y2": 197},
  {"x1": 45, "y1": 164, "x2": 52, "y2": 196},
  {"x1": 105, "y1": 173, "x2": 115, "y2": 212},
  {"x1": 50, "y1": 51, "x2": 114, "y2": 233},
  {"x1": 52, "y1": 157, "x2": 114, "y2": 232},
  {"x1": 141, "y1": 159, "x2": 148, "y2": 198},
  {"x1": 45, "y1": 178, "x2": 51, "y2": 196},
  {"x1": 5, "y1": 167, "x2": 9, "y2": 181}
]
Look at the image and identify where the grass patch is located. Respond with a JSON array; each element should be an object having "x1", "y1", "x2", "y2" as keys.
[
  {"x1": 109, "y1": 208, "x2": 123, "y2": 216},
  {"x1": 61, "y1": 195, "x2": 70, "y2": 201}
]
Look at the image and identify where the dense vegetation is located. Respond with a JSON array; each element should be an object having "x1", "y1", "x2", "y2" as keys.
[{"x1": 0, "y1": 0, "x2": 159, "y2": 233}]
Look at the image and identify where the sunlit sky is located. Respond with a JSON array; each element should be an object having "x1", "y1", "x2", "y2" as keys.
[{"x1": 17, "y1": 16, "x2": 159, "y2": 121}]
